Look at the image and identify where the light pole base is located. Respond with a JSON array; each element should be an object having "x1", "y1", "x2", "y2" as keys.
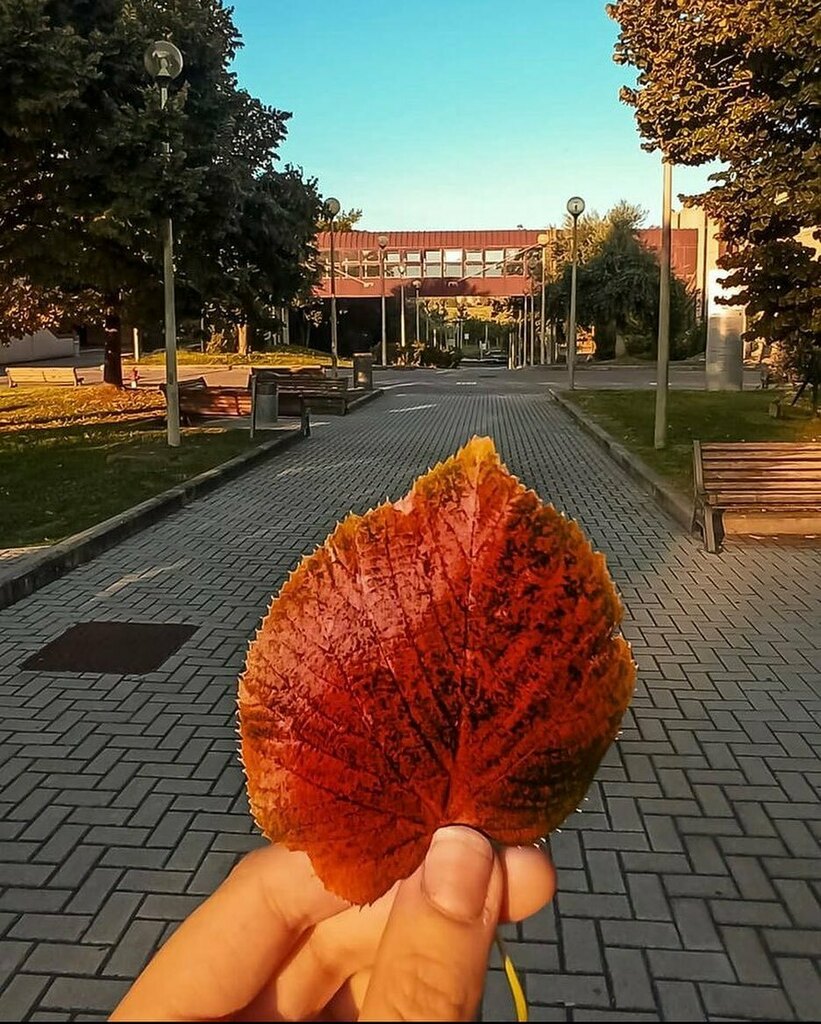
[{"x1": 165, "y1": 381, "x2": 181, "y2": 447}]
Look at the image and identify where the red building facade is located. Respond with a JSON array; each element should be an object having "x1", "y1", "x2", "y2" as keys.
[{"x1": 315, "y1": 228, "x2": 699, "y2": 300}]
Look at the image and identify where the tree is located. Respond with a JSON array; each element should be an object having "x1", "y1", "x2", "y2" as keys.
[
  {"x1": 607, "y1": 0, "x2": 821, "y2": 406},
  {"x1": 541, "y1": 201, "x2": 694, "y2": 360},
  {"x1": 0, "y1": 0, "x2": 321, "y2": 384},
  {"x1": 317, "y1": 207, "x2": 363, "y2": 232}
]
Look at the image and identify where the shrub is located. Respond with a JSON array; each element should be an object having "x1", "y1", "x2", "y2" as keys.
[{"x1": 418, "y1": 347, "x2": 462, "y2": 368}]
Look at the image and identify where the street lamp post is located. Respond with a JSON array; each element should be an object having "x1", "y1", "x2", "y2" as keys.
[
  {"x1": 654, "y1": 159, "x2": 673, "y2": 449},
  {"x1": 528, "y1": 255, "x2": 540, "y2": 365},
  {"x1": 566, "y1": 195, "x2": 585, "y2": 389},
  {"x1": 378, "y1": 234, "x2": 388, "y2": 365},
  {"x1": 325, "y1": 197, "x2": 341, "y2": 377},
  {"x1": 145, "y1": 40, "x2": 184, "y2": 447},
  {"x1": 537, "y1": 232, "x2": 549, "y2": 364},
  {"x1": 412, "y1": 278, "x2": 421, "y2": 343},
  {"x1": 399, "y1": 279, "x2": 407, "y2": 354}
]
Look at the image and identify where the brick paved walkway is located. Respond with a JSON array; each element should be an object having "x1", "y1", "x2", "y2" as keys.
[{"x1": 0, "y1": 375, "x2": 819, "y2": 1021}]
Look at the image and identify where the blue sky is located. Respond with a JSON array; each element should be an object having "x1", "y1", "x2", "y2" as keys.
[{"x1": 231, "y1": 0, "x2": 714, "y2": 230}]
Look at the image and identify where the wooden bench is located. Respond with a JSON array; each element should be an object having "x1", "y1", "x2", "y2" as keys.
[
  {"x1": 693, "y1": 441, "x2": 821, "y2": 552},
  {"x1": 251, "y1": 369, "x2": 349, "y2": 415},
  {"x1": 164, "y1": 377, "x2": 310, "y2": 436},
  {"x1": 6, "y1": 365, "x2": 83, "y2": 387},
  {"x1": 165, "y1": 378, "x2": 250, "y2": 423}
]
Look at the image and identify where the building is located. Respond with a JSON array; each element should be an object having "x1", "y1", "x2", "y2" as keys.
[
  {"x1": 315, "y1": 226, "x2": 702, "y2": 302},
  {"x1": 0, "y1": 329, "x2": 76, "y2": 368}
]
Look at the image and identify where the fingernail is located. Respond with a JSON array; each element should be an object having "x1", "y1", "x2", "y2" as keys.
[{"x1": 422, "y1": 826, "x2": 493, "y2": 922}]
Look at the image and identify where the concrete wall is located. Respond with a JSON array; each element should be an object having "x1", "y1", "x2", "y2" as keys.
[{"x1": 0, "y1": 330, "x2": 75, "y2": 366}]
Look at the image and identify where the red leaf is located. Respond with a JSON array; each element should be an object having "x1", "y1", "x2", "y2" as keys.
[{"x1": 239, "y1": 437, "x2": 634, "y2": 904}]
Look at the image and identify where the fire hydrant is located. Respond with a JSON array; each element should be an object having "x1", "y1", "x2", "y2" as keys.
[{"x1": 130, "y1": 368, "x2": 140, "y2": 390}]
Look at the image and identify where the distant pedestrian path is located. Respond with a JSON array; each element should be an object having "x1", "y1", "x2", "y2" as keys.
[{"x1": 0, "y1": 377, "x2": 818, "y2": 1021}]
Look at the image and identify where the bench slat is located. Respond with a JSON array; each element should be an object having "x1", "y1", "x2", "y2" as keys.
[
  {"x1": 712, "y1": 494, "x2": 821, "y2": 505},
  {"x1": 701, "y1": 460, "x2": 821, "y2": 472},
  {"x1": 701, "y1": 442, "x2": 821, "y2": 451},
  {"x1": 704, "y1": 474, "x2": 821, "y2": 487}
]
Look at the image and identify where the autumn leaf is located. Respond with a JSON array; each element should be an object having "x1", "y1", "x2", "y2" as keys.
[{"x1": 239, "y1": 436, "x2": 634, "y2": 904}]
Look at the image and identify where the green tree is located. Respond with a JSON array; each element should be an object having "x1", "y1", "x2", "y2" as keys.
[
  {"x1": 607, "y1": 0, "x2": 821, "y2": 406},
  {"x1": 0, "y1": 0, "x2": 320, "y2": 384},
  {"x1": 541, "y1": 201, "x2": 693, "y2": 360},
  {"x1": 317, "y1": 207, "x2": 363, "y2": 232}
]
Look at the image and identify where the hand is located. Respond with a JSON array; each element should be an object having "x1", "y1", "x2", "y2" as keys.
[{"x1": 111, "y1": 826, "x2": 555, "y2": 1022}]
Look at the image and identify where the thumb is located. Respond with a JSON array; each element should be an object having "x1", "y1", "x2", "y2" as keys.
[{"x1": 359, "y1": 826, "x2": 502, "y2": 1022}]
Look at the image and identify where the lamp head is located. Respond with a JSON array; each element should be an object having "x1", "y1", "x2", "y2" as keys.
[
  {"x1": 566, "y1": 196, "x2": 586, "y2": 218},
  {"x1": 325, "y1": 197, "x2": 341, "y2": 218},
  {"x1": 144, "y1": 40, "x2": 183, "y2": 83}
]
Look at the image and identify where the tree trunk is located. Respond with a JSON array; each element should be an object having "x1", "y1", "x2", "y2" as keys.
[
  {"x1": 237, "y1": 323, "x2": 249, "y2": 357},
  {"x1": 103, "y1": 307, "x2": 123, "y2": 387}
]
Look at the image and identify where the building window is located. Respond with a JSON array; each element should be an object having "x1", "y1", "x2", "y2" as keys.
[
  {"x1": 444, "y1": 249, "x2": 463, "y2": 279},
  {"x1": 424, "y1": 249, "x2": 442, "y2": 277},
  {"x1": 465, "y1": 248, "x2": 483, "y2": 278},
  {"x1": 504, "y1": 248, "x2": 524, "y2": 275},
  {"x1": 362, "y1": 254, "x2": 379, "y2": 277}
]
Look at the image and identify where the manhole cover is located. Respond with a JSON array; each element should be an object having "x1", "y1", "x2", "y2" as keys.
[{"x1": 21, "y1": 621, "x2": 197, "y2": 674}]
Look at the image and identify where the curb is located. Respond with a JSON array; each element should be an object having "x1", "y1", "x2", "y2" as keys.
[
  {"x1": 0, "y1": 428, "x2": 304, "y2": 612},
  {"x1": 346, "y1": 388, "x2": 384, "y2": 413},
  {"x1": 550, "y1": 390, "x2": 692, "y2": 531}
]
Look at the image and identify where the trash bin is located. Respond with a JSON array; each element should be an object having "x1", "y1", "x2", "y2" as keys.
[
  {"x1": 254, "y1": 380, "x2": 278, "y2": 429},
  {"x1": 352, "y1": 352, "x2": 374, "y2": 391}
]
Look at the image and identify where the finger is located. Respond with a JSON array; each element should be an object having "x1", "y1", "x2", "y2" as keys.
[
  {"x1": 241, "y1": 843, "x2": 556, "y2": 1021},
  {"x1": 498, "y1": 843, "x2": 556, "y2": 922},
  {"x1": 360, "y1": 826, "x2": 502, "y2": 1022},
  {"x1": 241, "y1": 885, "x2": 397, "y2": 1021},
  {"x1": 325, "y1": 971, "x2": 371, "y2": 1022},
  {"x1": 110, "y1": 844, "x2": 348, "y2": 1022}
]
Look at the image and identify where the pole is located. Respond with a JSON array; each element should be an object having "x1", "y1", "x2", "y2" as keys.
[
  {"x1": 523, "y1": 292, "x2": 529, "y2": 366},
  {"x1": 530, "y1": 284, "x2": 537, "y2": 365},
  {"x1": 400, "y1": 282, "x2": 406, "y2": 352},
  {"x1": 540, "y1": 248, "x2": 547, "y2": 364},
  {"x1": 160, "y1": 83, "x2": 180, "y2": 447},
  {"x1": 132, "y1": 327, "x2": 141, "y2": 361},
  {"x1": 329, "y1": 216, "x2": 338, "y2": 378},
  {"x1": 654, "y1": 158, "x2": 673, "y2": 449},
  {"x1": 568, "y1": 214, "x2": 579, "y2": 390},
  {"x1": 162, "y1": 216, "x2": 180, "y2": 447},
  {"x1": 379, "y1": 249, "x2": 387, "y2": 366},
  {"x1": 415, "y1": 288, "x2": 421, "y2": 342}
]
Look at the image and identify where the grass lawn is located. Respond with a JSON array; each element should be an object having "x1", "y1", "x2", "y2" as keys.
[
  {"x1": 1, "y1": 385, "x2": 265, "y2": 547},
  {"x1": 129, "y1": 344, "x2": 350, "y2": 367},
  {"x1": 567, "y1": 389, "x2": 820, "y2": 494}
]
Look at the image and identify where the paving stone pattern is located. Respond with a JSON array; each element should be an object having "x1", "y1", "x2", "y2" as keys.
[{"x1": 0, "y1": 374, "x2": 819, "y2": 1021}]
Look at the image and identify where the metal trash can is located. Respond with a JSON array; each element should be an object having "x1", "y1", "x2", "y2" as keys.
[
  {"x1": 254, "y1": 380, "x2": 278, "y2": 429},
  {"x1": 352, "y1": 352, "x2": 374, "y2": 391}
]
